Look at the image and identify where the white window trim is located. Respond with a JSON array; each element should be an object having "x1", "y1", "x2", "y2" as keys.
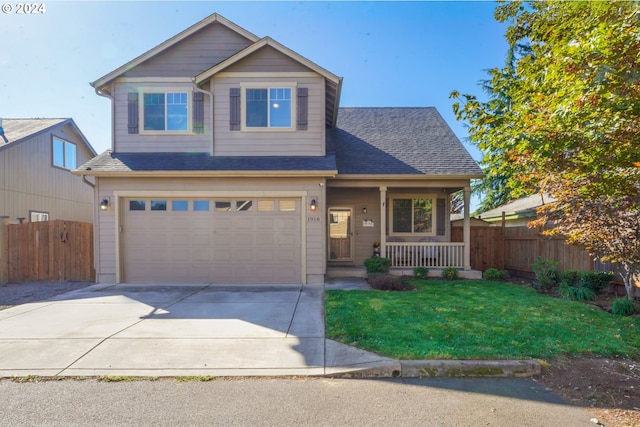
[
  {"x1": 52, "y1": 136, "x2": 77, "y2": 170},
  {"x1": 30, "y1": 210, "x2": 49, "y2": 222},
  {"x1": 240, "y1": 82, "x2": 297, "y2": 132},
  {"x1": 389, "y1": 194, "x2": 437, "y2": 237},
  {"x1": 139, "y1": 87, "x2": 193, "y2": 135}
]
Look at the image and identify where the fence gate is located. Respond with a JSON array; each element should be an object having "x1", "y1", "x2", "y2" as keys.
[{"x1": 6, "y1": 220, "x2": 94, "y2": 283}]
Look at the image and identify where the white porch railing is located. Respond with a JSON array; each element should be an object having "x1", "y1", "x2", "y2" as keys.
[{"x1": 385, "y1": 242, "x2": 465, "y2": 268}]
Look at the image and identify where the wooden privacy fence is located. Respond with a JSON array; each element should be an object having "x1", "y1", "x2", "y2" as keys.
[
  {"x1": 2, "y1": 220, "x2": 94, "y2": 283},
  {"x1": 452, "y1": 225, "x2": 593, "y2": 276},
  {"x1": 451, "y1": 226, "x2": 504, "y2": 271}
]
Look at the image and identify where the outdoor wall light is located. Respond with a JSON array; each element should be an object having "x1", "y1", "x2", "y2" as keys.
[
  {"x1": 362, "y1": 206, "x2": 367, "y2": 214},
  {"x1": 310, "y1": 199, "x2": 317, "y2": 211},
  {"x1": 100, "y1": 198, "x2": 110, "y2": 211}
]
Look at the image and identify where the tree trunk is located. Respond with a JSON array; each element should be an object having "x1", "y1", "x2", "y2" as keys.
[{"x1": 621, "y1": 265, "x2": 639, "y2": 301}]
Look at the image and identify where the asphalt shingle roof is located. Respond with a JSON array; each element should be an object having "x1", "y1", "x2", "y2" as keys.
[
  {"x1": 79, "y1": 107, "x2": 482, "y2": 177},
  {"x1": 0, "y1": 118, "x2": 67, "y2": 148},
  {"x1": 79, "y1": 151, "x2": 337, "y2": 173},
  {"x1": 328, "y1": 107, "x2": 482, "y2": 176}
]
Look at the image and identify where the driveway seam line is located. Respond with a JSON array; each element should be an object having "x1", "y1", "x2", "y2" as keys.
[{"x1": 284, "y1": 285, "x2": 303, "y2": 337}]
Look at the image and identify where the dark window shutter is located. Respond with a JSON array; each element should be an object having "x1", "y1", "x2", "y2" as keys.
[
  {"x1": 193, "y1": 92, "x2": 204, "y2": 134},
  {"x1": 436, "y1": 198, "x2": 446, "y2": 236},
  {"x1": 229, "y1": 88, "x2": 241, "y2": 131},
  {"x1": 296, "y1": 87, "x2": 308, "y2": 130},
  {"x1": 127, "y1": 92, "x2": 139, "y2": 134}
]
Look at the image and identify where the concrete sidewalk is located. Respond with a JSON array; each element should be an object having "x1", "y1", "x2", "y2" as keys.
[{"x1": 0, "y1": 280, "x2": 397, "y2": 377}]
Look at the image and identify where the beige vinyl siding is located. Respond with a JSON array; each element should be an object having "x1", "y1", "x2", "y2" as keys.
[
  {"x1": 327, "y1": 188, "x2": 380, "y2": 266},
  {"x1": 114, "y1": 82, "x2": 211, "y2": 153},
  {"x1": 94, "y1": 176, "x2": 325, "y2": 284},
  {"x1": 0, "y1": 123, "x2": 94, "y2": 223},
  {"x1": 224, "y1": 45, "x2": 316, "y2": 73},
  {"x1": 213, "y1": 76, "x2": 325, "y2": 156},
  {"x1": 122, "y1": 22, "x2": 252, "y2": 78}
]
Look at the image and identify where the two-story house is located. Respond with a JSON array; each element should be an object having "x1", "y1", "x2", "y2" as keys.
[
  {"x1": 1, "y1": 118, "x2": 96, "y2": 224},
  {"x1": 76, "y1": 13, "x2": 482, "y2": 285}
]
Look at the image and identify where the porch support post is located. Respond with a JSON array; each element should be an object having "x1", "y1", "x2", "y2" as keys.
[
  {"x1": 380, "y1": 186, "x2": 387, "y2": 258},
  {"x1": 463, "y1": 185, "x2": 471, "y2": 271}
]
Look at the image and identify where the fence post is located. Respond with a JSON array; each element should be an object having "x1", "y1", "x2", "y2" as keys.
[{"x1": 0, "y1": 216, "x2": 8, "y2": 283}]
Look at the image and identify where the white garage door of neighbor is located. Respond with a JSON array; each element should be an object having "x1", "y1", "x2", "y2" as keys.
[{"x1": 121, "y1": 198, "x2": 302, "y2": 284}]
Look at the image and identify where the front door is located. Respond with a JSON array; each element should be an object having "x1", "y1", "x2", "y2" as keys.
[{"x1": 328, "y1": 207, "x2": 353, "y2": 261}]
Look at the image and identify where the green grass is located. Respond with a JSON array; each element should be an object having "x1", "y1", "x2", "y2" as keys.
[{"x1": 325, "y1": 279, "x2": 640, "y2": 360}]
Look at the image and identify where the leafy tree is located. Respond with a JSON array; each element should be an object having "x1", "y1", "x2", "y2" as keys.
[{"x1": 451, "y1": 1, "x2": 640, "y2": 299}]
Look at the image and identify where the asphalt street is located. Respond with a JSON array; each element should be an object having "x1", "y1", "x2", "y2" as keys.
[{"x1": 0, "y1": 377, "x2": 595, "y2": 426}]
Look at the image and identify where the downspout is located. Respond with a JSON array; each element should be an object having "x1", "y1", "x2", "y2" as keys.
[
  {"x1": 81, "y1": 175, "x2": 95, "y2": 189},
  {"x1": 191, "y1": 78, "x2": 214, "y2": 156}
]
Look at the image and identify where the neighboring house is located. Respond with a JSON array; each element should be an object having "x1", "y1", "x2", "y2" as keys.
[
  {"x1": 476, "y1": 194, "x2": 554, "y2": 227},
  {"x1": 76, "y1": 13, "x2": 482, "y2": 285},
  {"x1": 0, "y1": 118, "x2": 96, "y2": 224}
]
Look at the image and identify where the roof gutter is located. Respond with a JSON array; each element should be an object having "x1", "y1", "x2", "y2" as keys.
[{"x1": 72, "y1": 169, "x2": 338, "y2": 178}]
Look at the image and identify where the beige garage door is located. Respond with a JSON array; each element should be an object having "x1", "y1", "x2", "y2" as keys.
[{"x1": 121, "y1": 198, "x2": 302, "y2": 284}]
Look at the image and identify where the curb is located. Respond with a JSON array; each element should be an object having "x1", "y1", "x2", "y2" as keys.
[
  {"x1": 400, "y1": 359, "x2": 541, "y2": 378},
  {"x1": 328, "y1": 359, "x2": 541, "y2": 379}
]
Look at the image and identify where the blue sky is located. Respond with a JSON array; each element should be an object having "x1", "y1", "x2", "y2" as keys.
[{"x1": 1, "y1": 1, "x2": 508, "y2": 161}]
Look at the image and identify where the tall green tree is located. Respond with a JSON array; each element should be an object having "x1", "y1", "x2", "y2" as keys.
[{"x1": 451, "y1": 1, "x2": 640, "y2": 299}]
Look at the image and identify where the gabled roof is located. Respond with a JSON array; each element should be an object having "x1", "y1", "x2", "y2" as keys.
[
  {"x1": 0, "y1": 118, "x2": 97, "y2": 156},
  {"x1": 477, "y1": 193, "x2": 555, "y2": 222},
  {"x1": 327, "y1": 108, "x2": 483, "y2": 178},
  {"x1": 76, "y1": 151, "x2": 337, "y2": 177},
  {"x1": 194, "y1": 37, "x2": 343, "y2": 128},
  {"x1": 91, "y1": 13, "x2": 259, "y2": 90}
]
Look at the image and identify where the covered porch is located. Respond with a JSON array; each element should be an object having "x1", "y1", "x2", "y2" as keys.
[{"x1": 325, "y1": 179, "x2": 477, "y2": 276}]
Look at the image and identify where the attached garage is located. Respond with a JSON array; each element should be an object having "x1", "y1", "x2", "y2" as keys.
[{"x1": 120, "y1": 197, "x2": 302, "y2": 284}]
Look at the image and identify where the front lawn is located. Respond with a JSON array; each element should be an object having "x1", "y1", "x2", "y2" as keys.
[{"x1": 324, "y1": 279, "x2": 640, "y2": 360}]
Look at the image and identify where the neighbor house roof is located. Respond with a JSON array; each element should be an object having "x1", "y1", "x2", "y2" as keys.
[
  {"x1": 477, "y1": 193, "x2": 555, "y2": 222},
  {"x1": 327, "y1": 108, "x2": 483, "y2": 178},
  {"x1": 0, "y1": 118, "x2": 96, "y2": 156},
  {"x1": 76, "y1": 151, "x2": 337, "y2": 177}
]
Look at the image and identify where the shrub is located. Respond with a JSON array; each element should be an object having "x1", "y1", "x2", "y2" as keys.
[
  {"x1": 531, "y1": 257, "x2": 560, "y2": 291},
  {"x1": 413, "y1": 267, "x2": 429, "y2": 279},
  {"x1": 367, "y1": 273, "x2": 414, "y2": 291},
  {"x1": 442, "y1": 267, "x2": 459, "y2": 280},
  {"x1": 558, "y1": 284, "x2": 596, "y2": 302},
  {"x1": 364, "y1": 257, "x2": 391, "y2": 273},
  {"x1": 579, "y1": 271, "x2": 614, "y2": 294},
  {"x1": 612, "y1": 298, "x2": 635, "y2": 316},
  {"x1": 483, "y1": 268, "x2": 509, "y2": 281},
  {"x1": 559, "y1": 270, "x2": 581, "y2": 287}
]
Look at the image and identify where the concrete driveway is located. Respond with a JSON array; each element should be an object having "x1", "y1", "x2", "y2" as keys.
[{"x1": 0, "y1": 281, "x2": 394, "y2": 377}]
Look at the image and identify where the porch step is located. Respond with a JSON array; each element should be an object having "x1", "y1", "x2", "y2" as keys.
[{"x1": 326, "y1": 267, "x2": 366, "y2": 279}]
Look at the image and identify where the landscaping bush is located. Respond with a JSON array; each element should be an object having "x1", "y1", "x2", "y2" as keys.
[
  {"x1": 579, "y1": 271, "x2": 614, "y2": 294},
  {"x1": 367, "y1": 273, "x2": 414, "y2": 291},
  {"x1": 413, "y1": 267, "x2": 429, "y2": 279},
  {"x1": 483, "y1": 268, "x2": 509, "y2": 281},
  {"x1": 442, "y1": 267, "x2": 459, "y2": 280},
  {"x1": 559, "y1": 283, "x2": 596, "y2": 302},
  {"x1": 364, "y1": 257, "x2": 391, "y2": 273},
  {"x1": 531, "y1": 257, "x2": 560, "y2": 292},
  {"x1": 559, "y1": 270, "x2": 581, "y2": 287},
  {"x1": 612, "y1": 298, "x2": 635, "y2": 316}
]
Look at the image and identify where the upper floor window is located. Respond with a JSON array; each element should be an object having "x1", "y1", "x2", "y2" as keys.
[
  {"x1": 52, "y1": 137, "x2": 76, "y2": 170},
  {"x1": 143, "y1": 92, "x2": 188, "y2": 132},
  {"x1": 390, "y1": 196, "x2": 435, "y2": 235},
  {"x1": 246, "y1": 88, "x2": 291, "y2": 128}
]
